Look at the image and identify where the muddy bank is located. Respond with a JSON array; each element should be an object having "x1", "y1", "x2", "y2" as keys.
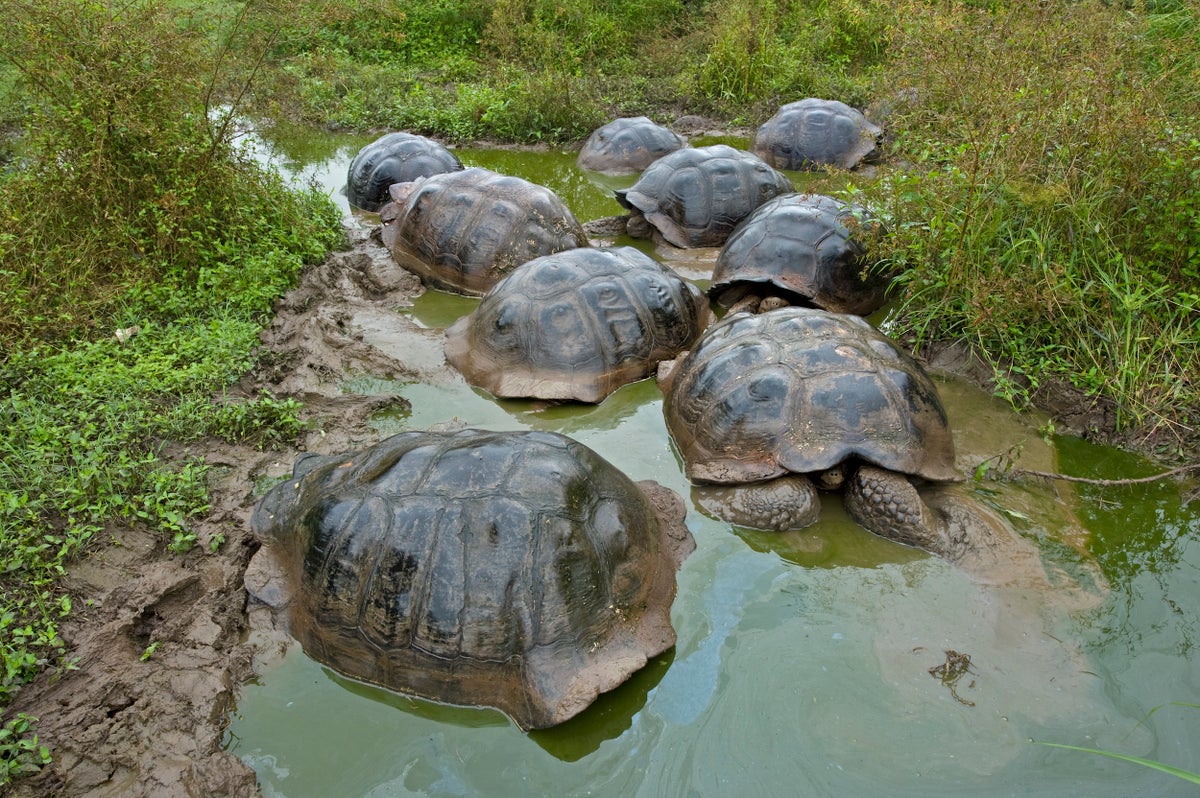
[
  {"x1": 7, "y1": 227, "x2": 433, "y2": 797},
  {"x1": 6, "y1": 223, "x2": 1191, "y2": 797}
]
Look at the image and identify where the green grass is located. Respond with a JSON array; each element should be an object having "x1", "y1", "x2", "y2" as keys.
[
  {"x1": 859, "y1": 0, "x2": 1200, "y2": 447},
  {"x1": 0, "y1": 0, "x2": 343, "y2": 786}
]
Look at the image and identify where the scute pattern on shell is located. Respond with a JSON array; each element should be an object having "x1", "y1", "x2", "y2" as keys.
[
  {"x1": 444, "y1": 247, "x2": 708, "y2": 403},
  {"x1": 615, "y1": 145, "x2": 793, "y2": 248},
  {"x1": 711, "y1": 193, "x2": 894, "y2": 316},
  {"x1": 577, "y1": 117, "x2": 688, "y2": 175},
  {"x1": 346, "y1": 132, "x2": 463, "y2": 213},
  {"x1": 752, "y1": 98, "x2": 882, "y2": 171},
  {"x1": 380, "y1": 167, "x2": 589, "y2": 296},
  {"x1": 662, "y1": 308, "x2": 958, "y2": 485},
  {"x1": 249, "y1": 428, "x2": 694, "y2": 730}
]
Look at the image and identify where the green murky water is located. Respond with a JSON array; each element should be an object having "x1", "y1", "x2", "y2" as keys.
[{"x1": 227, "y1": 127, "x2": 1200, "y2": 797}]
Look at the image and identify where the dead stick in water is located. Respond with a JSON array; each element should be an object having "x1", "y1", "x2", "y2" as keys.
[{"x1": 1008, "y1": 463, "x2": 1199, "y2": 486}]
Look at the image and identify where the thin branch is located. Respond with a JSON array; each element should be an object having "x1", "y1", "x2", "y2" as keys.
[{"x1": 1007, "y1": 463, "x2": 1199, "y2": 487}]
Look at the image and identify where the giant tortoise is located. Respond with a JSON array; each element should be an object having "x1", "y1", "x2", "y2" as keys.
[
  {"x1": 661, "y1": 308, "x2": 1036, "y2": 572},
  {"x1": 380, "y1": 167, "x2": 589, "y2": 296},
  {"x1": 614, "y1": 145, "x2": 793, "y2": 248},
  {"x1": 445, "y1": 246, "x2": 707, "y2": 403},
  {"x1": 248, "y1": 428, "x2": 695, "y2": 730},
  {"x1": 709, "y1": 193, "x2": 895, "y2": 316},
  {"x1": 346, "y1": 132, "x2": 463, "y2": 213},
  {"x1": 752, "y1": 98, "x2": 882, "y2": 172},
  {"x1": 577, "y1": 117, "x2": 688, "y2": 175}
]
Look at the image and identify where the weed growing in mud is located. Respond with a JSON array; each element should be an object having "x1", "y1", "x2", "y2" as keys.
[{"x1": 0, "y1": 713, "x2": 51, "y2": 783}]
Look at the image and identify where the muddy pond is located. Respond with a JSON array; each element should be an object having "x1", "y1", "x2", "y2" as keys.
[{"x1": 224, "y1": 127, "x2": 1200, "y2": 797}]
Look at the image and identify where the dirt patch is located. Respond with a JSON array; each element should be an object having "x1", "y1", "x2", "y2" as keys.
[
  {"x1": 7, "y1": 227, "x2": 438, "y2": 797},
  {"x1": 6, "y1": 222, "x2": 1192, "y2": 796}
]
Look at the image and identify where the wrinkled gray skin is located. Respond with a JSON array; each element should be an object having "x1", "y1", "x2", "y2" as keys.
[{"x1": 662, "y1": 308, "x2": 1030, "y2": 572}]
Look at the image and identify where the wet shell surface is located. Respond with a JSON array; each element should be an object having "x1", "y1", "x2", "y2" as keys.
[
  {"x1": 444, "y1": 246, "x2": 708, "y2": 403},
  {"x1": 576, "y1": 117, "x2": 688, "y2": 175},
  {"x1": 380, "y1": 167, "x2": 589, "y2": 296},
  {"x1": 662, "y1": 308, "x2": 958, "y2": 486},
  {"x1": 248, "y1": 428, "x2": 695, "y2": 730},
  {"x1": 710, "y1": 193, "x2": 894, "y2": 316},
  {"x1": 346, "y1": 132, "x2": 463, "y2": 213},
  {"x1": 614, "y1": 145, "x2": 793, "y2": 248},
  {"x1": 752, "y1": 98, "x2": 882, "y2": 171}
]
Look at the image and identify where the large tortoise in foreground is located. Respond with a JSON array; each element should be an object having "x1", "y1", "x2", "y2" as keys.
[
  {"x1": 346, "y1": 132, "x2": 463, "y2": 213},
  {"x1": 380, "y1": 167, "x2": 589, "y2": 296},
  {"x1": 445, "y1": 246, "x2": 708, "y2": 403},
  {"x1": 615, "y1": 145, "x2": 793, "y2": 248},
  {"x1": 662, "y1": 308, "x2": 1036, "y2": 573},
  {"x1": 752, "y1": 98, "x2": 882, "y2": 172},
  {"x1": 248, "y1": 429, "x2": 694, "y2": 730}
]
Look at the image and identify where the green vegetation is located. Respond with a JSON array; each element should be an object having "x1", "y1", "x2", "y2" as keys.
[
  {"x1": 0, "y1": 0, "x2": 342, "y2": 784},
  {"x1": 872, "y1": 0, "x2": 1200, "y2": 445},
  {"x1": 234, "y1": 0, "x2": 1197, "y2": 440},
  {"x1": 0, "y1": 0, "x2": 1196, "y2": 788}
]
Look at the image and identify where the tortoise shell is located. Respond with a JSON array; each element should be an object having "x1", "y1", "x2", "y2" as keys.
[
  {"x1": 751, "y1": 98, "x2": 882, "y2": 171},
  {"x1": 662, "y1": 308, "x2": 958, "y2": 485},
  {"x1": 380, "y1": 167, "x2": 589, "y2": 296},
  {"x1": 346, "y1": 132, "x2": 463, "y2": 212},
  {"x1": 710, "y1": 193, "x2": 894, "y2": 316},
  {"x1": 576, "y1": 117, "x2": 688, "y2": 175},
  {"x1": 249, "y1": 428, "x2": 694, "y2": 730},
  {"x1": 614, "y1": 145, "x2": 793, "y2": 248},
  {"x1": 444, "y1": 247, "x2": 707, "y2": 403}
]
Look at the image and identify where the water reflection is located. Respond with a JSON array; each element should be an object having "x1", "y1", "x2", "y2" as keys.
[{"x1": 529, "y1": 650, "x2": 674, "y2": 762}]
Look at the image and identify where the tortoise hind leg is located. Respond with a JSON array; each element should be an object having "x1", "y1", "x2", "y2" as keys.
[{"x1": 844, "y1": 465, "x2": 947, "y2": 554}]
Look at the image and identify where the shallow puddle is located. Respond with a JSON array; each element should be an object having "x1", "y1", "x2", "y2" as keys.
[{"x1": 226, "y1": 126, "x2": 1200, "y2": 797}]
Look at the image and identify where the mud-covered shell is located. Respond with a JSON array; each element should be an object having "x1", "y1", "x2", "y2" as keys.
[
  {"x1": 346, "y1": 132, "x2": 463, "y2": 212},
  {"x1": 249, "y1": 428, "x2": 694, "y2": 731},
  {"x1": 614, "y1": 145, "x2": 793, "y2": 248},
  {"x1": 380, "y1": 168, "x2": 589, "y2": 296},
  {"x1": 710, "y1": 193, "x2": 894, "y2": 316},
  {"x1": 752, "y1": 98, "x2": 882, "y2": 171},
  {"x1": 662, "y1": 308, "x2": 958, "y2": 485},
  {"x1": 577, "y1": 117, "x2": 688, "y2": 175},
  {"x1": 445, "y1": 247, "x2": 707, "y2": 403}
]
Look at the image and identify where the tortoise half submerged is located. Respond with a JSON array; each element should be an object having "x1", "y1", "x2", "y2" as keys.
[
  {"x1": 577, "y1": 117, "x2": 688, "y2": 175},
  {"x1": 444, "y1": 246, "x2": 708, "y2": 403},
  {"x1": 615, "y1": 145, "x2": 793, "y2": 248},
  {"x1": 380, "y1": 167, "x2": 589, "y2": 296},
  {"x1": 346, "y1": 132, "x2": 463, "y2": 213},
  {"x1": 248, "y1": 428, "x2": 694, "y2": 730}
]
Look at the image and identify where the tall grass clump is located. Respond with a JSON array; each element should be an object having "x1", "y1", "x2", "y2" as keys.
[
  {"x1": 677, "y1": 0, "x2": 891, "y2": 117},
  {"x1": 869, "y1": 0, "x2": 1199, "y2": 443},
  {"x1": 0, "y1": 0, "x2": 342, "y2": 778}
]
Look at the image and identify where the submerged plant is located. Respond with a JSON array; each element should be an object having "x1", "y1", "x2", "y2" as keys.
[{"x1": 1038, "y1": 703, "x2": 1200, "y2": 786}]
